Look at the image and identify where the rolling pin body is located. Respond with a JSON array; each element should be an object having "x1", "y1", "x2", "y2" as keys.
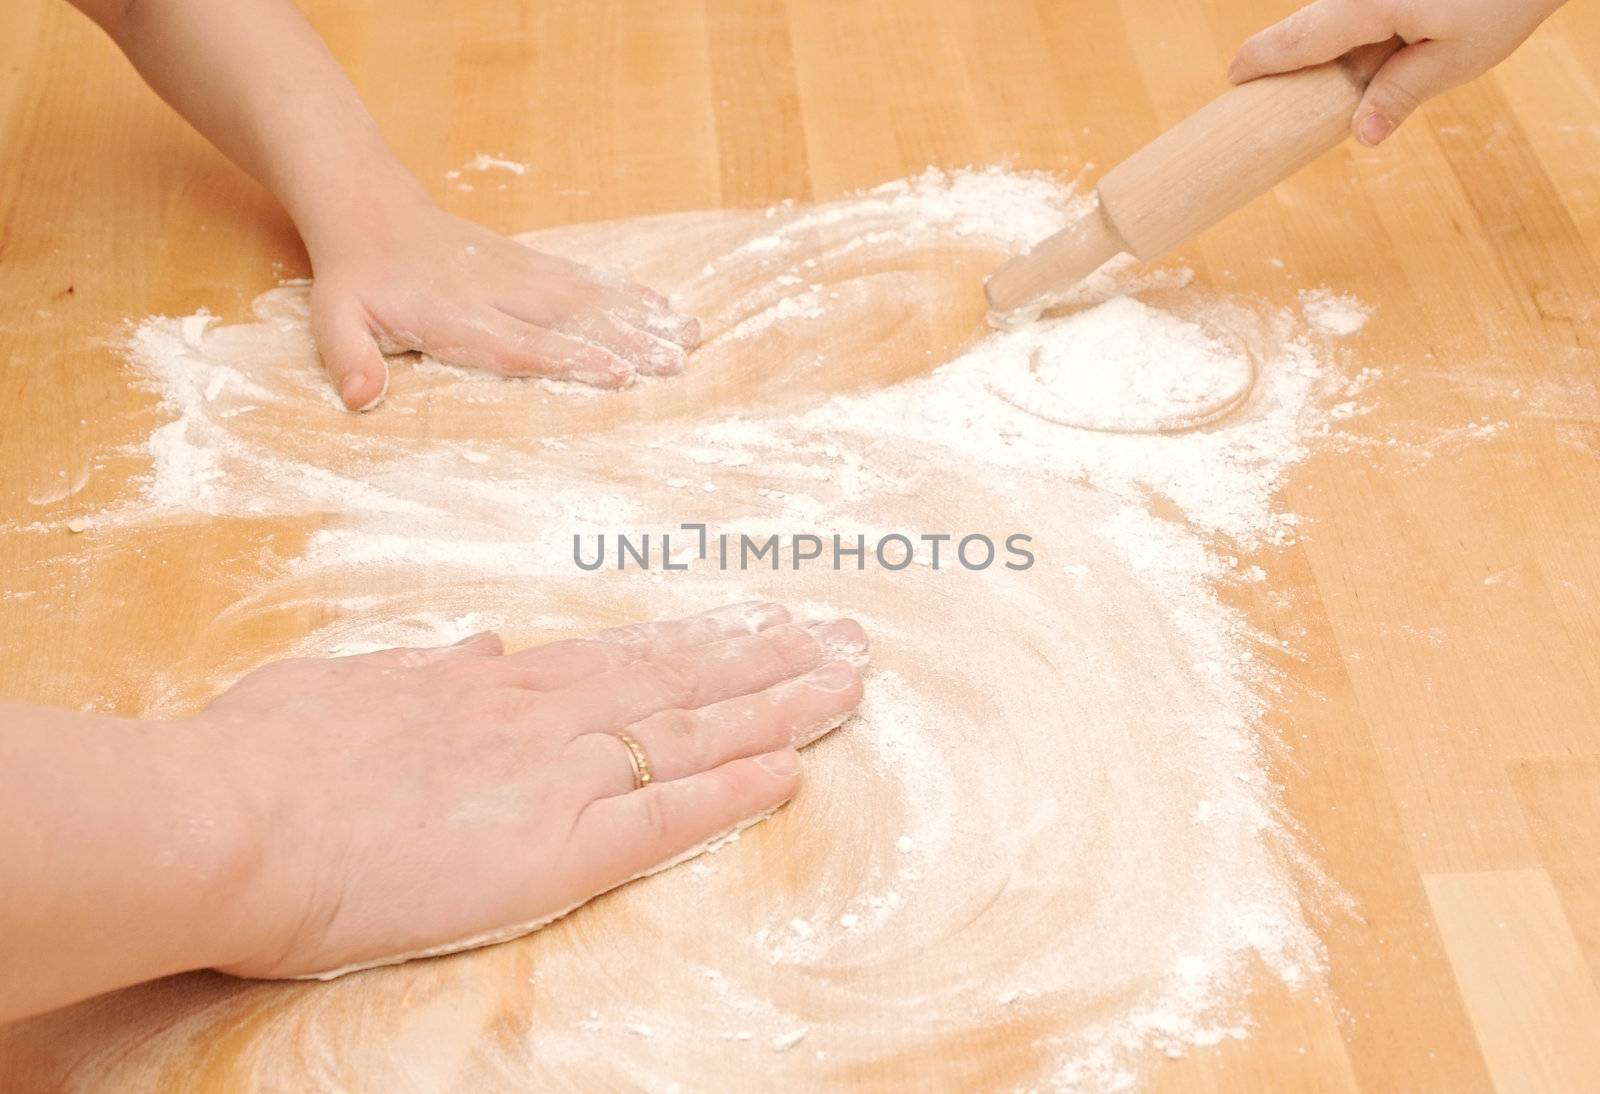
[{"x1": 985, "y1": 39, "x2": 1402, "y2": 315}]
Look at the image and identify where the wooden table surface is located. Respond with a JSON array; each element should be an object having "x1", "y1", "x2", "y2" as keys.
[{"x1": 2, "y1": 0, "x2": 1598, "y2": 1089}]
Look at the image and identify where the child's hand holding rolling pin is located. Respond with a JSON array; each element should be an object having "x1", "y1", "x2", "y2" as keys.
[{"x1": 1229, "y1": 0, "x2": 1569, "y2": 146}]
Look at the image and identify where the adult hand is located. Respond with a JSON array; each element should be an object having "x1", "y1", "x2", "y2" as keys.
[
  {"x1": 195, "y1": 602, "x2": 865, "y2": 978},
  {"x1": 1227, "y1": 0, "x2": 1566, "y2": 146}
]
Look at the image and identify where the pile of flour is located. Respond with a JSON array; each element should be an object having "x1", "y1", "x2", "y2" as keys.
[
  {"x1": 93, "y1": 168, "x2": 1373, "y2": 1090},
  {"x1": 989, "y1": 296, "x2": 1257, "y2": 433}
]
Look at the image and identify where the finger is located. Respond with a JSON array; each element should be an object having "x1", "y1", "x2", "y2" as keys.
[
  {"x1": 345, "y1": 630, "x2": 506, "y2": 668},
  {"x1": 542, "y1": 619, "x2": 868, "y2": 738},
  {"x1": 519, "y1": 252, "x2": 701, "y2": 352},
  {"x1": 1353, "y1": 39, "x2": 1460, "y2": 145},
  {"x1": 568, "y1": 660, "x2": 862, "y2": 797},
  {"x1": 573, "y1": 265, "x2": 702, "y2": 352},
  {"x1": 1227, "y1": 0, "x2": 1389, "y2": 84},
  {"x1": 499, "y1": 601, "x2": 791, "y2": 690},
  {"x1": 432, "y1": 308, "x2": 636, "y2": 388},
  {"x1": 628, "y1": 303, "x2": 701, "y2": 355},
  {"x1": 496, "y1": 303, "x2": 687, "y2": 378},
  {"x1": 310, "y1": 298, "x2": 391, "y2": 411},
  {"x1": 560, "y1": 749, "x2": 801, "y2": 889}
]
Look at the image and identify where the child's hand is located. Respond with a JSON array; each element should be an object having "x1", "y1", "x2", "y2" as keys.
[
  {"x1": 305, "y1": 195, "x2": 701, "y2": 410},
  {"x1": 73, "y1": 0, "x2": 704, "y2": 412},
  {"x1": 1228, "y1": 0, "x2": 1565, "y2": 146}
]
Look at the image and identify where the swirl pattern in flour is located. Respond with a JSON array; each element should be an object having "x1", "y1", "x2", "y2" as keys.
[{"x1": 1, "y1": 169, "x2": 1365, "y2": 1089}]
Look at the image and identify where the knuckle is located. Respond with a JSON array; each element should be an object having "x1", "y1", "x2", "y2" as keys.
[
  {"x1": 490, "y1": 340, "x2": 550, "y2": 377},
  {"x1": 1373, "y1": 77, "x2": 1422, "y2": 115},
  {"x1": 562, "y1": 637, "x2": 623, "y2": 676},
  {"x1": 542, "y1": 287, "x2": 590, "y2": 319},
  {"x1": 656, "y1": 706, "x2": 701, "y2": 742},
  {"x1": 759, "y1": 625, "x2": 823, "y2": 674},
  {"x1": 636, "y1": 789, "x2": 672, "y2": 844},
  {"x1": 1273, "y1": 13, "x2": 1311, "y2": 53},
  {"x1": 608, "y1": 622, "x2": 654, "y2": 657},
  {"x1": 576, "y1": 344, "x2": 626, "y2": 374},
  {"x1": 390, "y1": 648, "x2": 435, "y2": 668},
  {"x1": 643, "y1": 708, "x2": 703, "y2": 766},
  {"x1": 647, "y1": 656, "x2": 701, "y2": 708},
  {"x1": 609, "y1": 324, "x2": 652, "y2": 357},
  {"x1": 474, "y1": 687, "x2": 535, "y2": 725}
]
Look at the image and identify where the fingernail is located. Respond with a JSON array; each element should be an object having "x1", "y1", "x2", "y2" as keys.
[
  {"x1": 755, "y1": 749, "x2": 800, "y2": 777},
  {"x1": 343, "y1": 369, "x2": 389, "y2": 412},
  {"x1": 339, "y1": 372, "x2": 368, "y2": 408},
  {"x1": 806, "y1": 620, "x2": 869, "y2": 662},
  {"x1": 1356, "y1": 112, "x2": 1394, "y2": 147}
]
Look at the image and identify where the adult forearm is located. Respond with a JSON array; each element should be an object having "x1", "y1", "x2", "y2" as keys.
[
  {"x1": 86, "y1": 0, "x2": 427, "y2": 253},
  {"x1": 0, "y1": 703, "x2": 255, "y2": 1022}
]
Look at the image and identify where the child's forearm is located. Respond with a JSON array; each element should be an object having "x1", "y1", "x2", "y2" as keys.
[{"x1": 77, "y1": 0, "x2": 427, "y2": 256}]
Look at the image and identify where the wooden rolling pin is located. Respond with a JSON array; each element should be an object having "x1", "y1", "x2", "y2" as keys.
[{"x1": 985, "y1": 38, "x2": 1403, "y2": 318}]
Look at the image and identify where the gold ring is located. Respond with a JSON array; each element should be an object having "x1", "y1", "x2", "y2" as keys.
[{"x1": 614, "y1": 731, "x2": 653, "y2": 790}]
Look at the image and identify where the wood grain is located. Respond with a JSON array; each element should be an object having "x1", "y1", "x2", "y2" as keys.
[
  {"x1": 2, "y1": 0, "x2": 1598, "y2": 1088},
  {"x1": 1426, "y1": 870, "x2": 1600, "y2": 1091}
]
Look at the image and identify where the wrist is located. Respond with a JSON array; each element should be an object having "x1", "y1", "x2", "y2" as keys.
[
  {"x1": 287, "y1": 154, "x2": 436, "y2": 268},
  {"x1": 154, "y1": 712, "x2": 276, "y2": 974}
]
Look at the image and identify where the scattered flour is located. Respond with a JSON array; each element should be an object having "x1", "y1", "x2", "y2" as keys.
[
  {"x1": 74, "y1": 167, "x2": 1381, "y2": 1090},
  {"x1": 446, "y1": 153, "x2": 530, "y2": 179},
  {"x1": 1300, "y1": 288, "x2": 1371, "y2": 336}
]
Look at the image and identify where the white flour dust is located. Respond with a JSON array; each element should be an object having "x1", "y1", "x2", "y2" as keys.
[
  {"x1": 445, "y1": 154, "x2": 531, "y2": 192},
  {"x1": 1300, "y1": 288, "x2": 1371, "y2": 337},
  {"x1": 987, "y1": 296, "x2": 1258, "y2": 434},
  {"x1": 83, "y1": 168, "x2": 1373, "y2": 1090}
]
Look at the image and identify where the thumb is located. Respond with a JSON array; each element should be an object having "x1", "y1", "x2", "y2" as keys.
[
  {"x1": 311, "y1": 299, "x2": 391, "y2": 412},
  {"x1": 1353, "y1": 39, "x2": 1459, "y2": 146}
]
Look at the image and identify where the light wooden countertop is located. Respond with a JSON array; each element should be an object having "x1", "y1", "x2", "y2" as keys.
[{"x1": 1, "y1": 0, "x2": 1597, "y2": 1089}]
